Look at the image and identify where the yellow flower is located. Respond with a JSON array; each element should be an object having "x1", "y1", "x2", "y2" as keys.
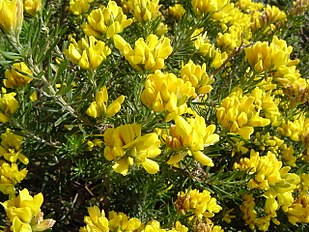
[
  {"x1": 239, "y1": 193, "x2": 279, "y2": 231},
  {"x1": 191, "y1": 0, "x2": 229, "y2": 17},
  {"x1": 108, "y1": 211, "x2": 142, "y2": 231},
  {"x1": 63, "y1": 35, "x2": 111, "y2": 70},
  {"x1": 250, "y1": 87, "x2": 281, "y2": 126},
  {"x1": 86, "y1": 86, "x2": 125, "y2": 118},
  {"x1": 180, "y1": 60, "x2": 213, "y2": 95},
  {"x1": 245, "y1": 36, "x2": 298, "y2": 73},
  {"x1": 80, "y1": 206, "x2": 109, "y2": 232},
  {"x1": 0, "y1": 162, "x2": 27, "y2": 196},
  {"x1": 142, "y1": 221, "x2": 165, "y2": 232},
  {"x1": 0, "y1": 0, "x2": 23, "y2": 37},
  {"x1": 140, "y1": 71, "x2": 195, "y2": 121},
  {"x1": 0, "y1": 89, "x2": 19, "y2": 123},
  {"x1": 166, "y1": 114, "x2": 219, "y2": 166},
  {"x1": 236, "y1": 0, "x2": 264, "y2": 12},
  {"x1": 104, "y1": 124, "x2": 161, "y2": 175},
  {"x1": 113, "y1": 34, "x2": 172, "y2": 71},
  {"x1": 217, "y1": 25, "x2": 247, "y2": 53},
  {"x1": 1, "y1": 188, "x2": 55, "y2": 232},
  {"x1": 23, "y1": 0, "x2": 41, "y2": 16},
  {"x1": 4, "y1": 62, "x2": 33, "y2": 88},
  {"x1": 216, "y1": 88, "x2": 270, "y2": 139},
  {"x1": 278, "y1": 114, "x2": 309, "y2": 143},
  {"x1": 287, "y1": 195, "x2": 309, "y2": 225},
  {"x1": 0, "y1": 129, "x2": 28, "y2": 165},
  {"x1": 176, "y1": 189, "x2": 222, "y2": 220},
  {"x1": 127, "y1": 0, "x2": 161, "y2": 22},
  {"x1": 168, "y1": 221, "x2": 188, "y2": 232},
  {"x1": 69, "y1": 0, "x2": 93, "y2": 15},
  {"x1": 168, "y1": 4, "x2": 186, "y2": 20},
  {"x1": 82, "y1": 1, "x2": 132, "y2": 39},
  {"x1": 254, "y1": 5, "x2": 287, "y2": 32},
  {"x1": 234, "y1": 150, "x2": 300, "y2": 192},
  {"x1": 191, "y1": 28, "x2": 228, "y2": 68}
]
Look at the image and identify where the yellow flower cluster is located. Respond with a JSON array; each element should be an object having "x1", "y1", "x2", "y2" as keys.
[
  {"x1": 80, "y1": 206, "x2": 109, "y2": 232},
  {"x1": 69, "y1": 0, "x2": 93, "y2": 16},
  {"x1": 287, "y1": 194, "x2": 309, "y2": 225},
  {"x1": 82, "y1": 1, "x2": 132, "y2": 39},
  {"x1": 0, "y1": 129, "x2": 28, "y2": 165},
  {"x1": 64, "y1": 35, "x2": 111, "y2": 70},
  {"x1": 278, "y1": 114, "x2": 309, "y2": 156},
  {"x1": 245, "y1": 36, "x2": 298, "y2": 73},
  {"x1": 287, "y1": 173, "x2": 309, "y2": 224},
  {"x1": 23, "y1": 0, "x2": 41, "y2": 16},
  {"x1": 278, "y1": 114, "x2": 309, "y2": 142},
  {"x1": 164, "y1": 114, "x2": 219, "y2": 167},
  {"x1": 80, "y1": 206, "x2": 189, "y2": 232},
  {"x1": 216, "y1": 87, "x2": 271, "y2": 139},
  {"x1": 141, "y1": 71, "x2": 195, "y2": 121},
  {"x1": 86, "y1": 86, "x2": 125, "y2": 118},
  {"x1": 168, "y1": 4, "x2": 186, "y2": 20},
  {"x1": 191, "y1": 28, "x2": 228, "y2": 68},
  {"x1": 0, "y1": 88, "x2": 19, "y2": 123},
  {"x1": 252, "y1": 5, "x2": 287, "y2": 32},
  {"x1": 1, "y1": 188, "x2": 55, "y2": 231},
  {"x1": 253, "y1": 132, "x2": 296, "y2": 166},
  {"x1": 180, "y1": 60, "x2": 214, "y2": 95},
  {"x1": 4, "y1": 62, "x2": 32, "y2": 89},
  {"x1": 0, "y1": 129, "x2": 29, "y2": 197},
  {"x1": 126, "y1": 0, "x2": 161, "y2": 22},
  {"x1": 103, "y1": 124, "x2": 161, "y2": 175},
  {"x1": 236, "y1": 0, "x2": 264, "y2": 13},
  {"x1": 240, "y1": 193, "x2": 275, "y2": 231},
  {"x1": 175, "y1": 189, "x2": 222, "y2": 220},
  {"x1": 235, "y1": 150, "x2": 301, "y2": 230},
  {"x1": 191, "y1": 0, "x2": 230, "y2": 18},
  {"x1": 108, "y1": 211, "x2": 142, "y2": 231},
  {"x1": 113, "y1": 34, "x2": 173, "y2": 71},
  {"x1": 0, "y1": 162, "x2": 27, "y2": 196}
]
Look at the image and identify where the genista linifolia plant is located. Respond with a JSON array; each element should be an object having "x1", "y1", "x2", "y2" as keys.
[{"x1": 0, "y1": 0, "x2": 308, "y2": 231}]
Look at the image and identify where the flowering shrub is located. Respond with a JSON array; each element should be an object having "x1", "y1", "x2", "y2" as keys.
[{"x1": 0, "y1": 0, "x2": 308, "y2": 231}]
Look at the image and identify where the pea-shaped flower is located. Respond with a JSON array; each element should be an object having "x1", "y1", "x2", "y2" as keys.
[
  {"x1": 0, "y1": 129, "x2": 29, "y2": 164},
  {"x1": 166, "y1": 114, "x2": 219, "y2": 167},
  {"x1": 127, "y1": 0, "x2": 161, "y2": 22},
  {"x1": 141, "y1": 71, "x2": 195, "y2": 121},
  {"x1": 0, "y1": 88, "x2": 19, "y2": 123},
  {"x1": 1, "y1": 189, "x2": 55, "y2": 231},
  {"x1": 104, "y1": 124, "x2": 161, "y2": 175},
  {"x1": 0, "y1": 162, "x2": 27, "y2": 195},
  {"x1": 64, "y1": 35, "x2": 111, "y2": 70},
  {"x1": 82, "y1": 0, "x2": 132, "y2": 39},
  {"x1": 86, "y1": 86, "x2": 125, "y2": 118},
  {"x1": 4, "y1": 62, "x2": 32, "y2": 88},
  {"x1": 113, "y1": 34, "x2": 173, "y2": 71},
  {"x1": 245, "y1": 36, "x2": 298, "y2": 73},
  {"x1": 180, "y1": 60, "x2": 213, "y2": 95},
  {"x1": 216, "y1": 88, "x2": 270, "y2": 139},
  {"x1": 80, "y1": 206, "x2": 109, "y2": 232},
  {"x1": 176, "y1": 189, "x2": 222, "y2": 219}
]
